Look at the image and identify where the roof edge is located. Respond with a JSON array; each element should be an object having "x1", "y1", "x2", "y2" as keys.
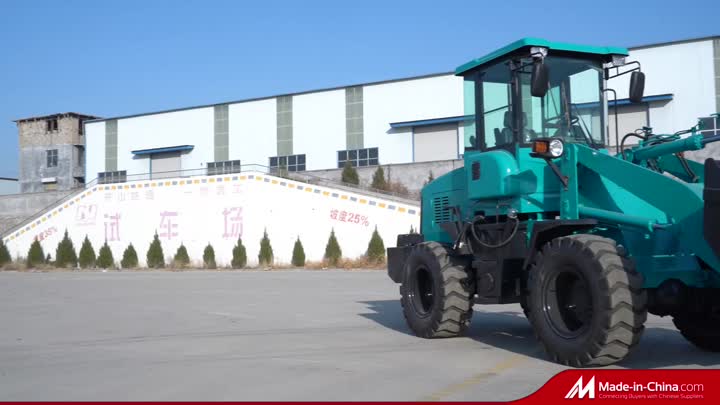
[{"x1": 14, "y1": 112, "x2": 101, "y2": 123}]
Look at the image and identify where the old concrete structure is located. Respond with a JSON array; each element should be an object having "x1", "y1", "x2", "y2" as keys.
[{"x1": 15, "y1": 112, "x2": 99, "y2": 193}]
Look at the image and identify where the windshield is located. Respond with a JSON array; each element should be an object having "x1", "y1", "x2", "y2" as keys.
[
  {"x1": 522, "y1": 56, "x2": 605, "y2": 146},
  {"x1": 463, "y1": 55, "x2": 606, "y2": 150}
]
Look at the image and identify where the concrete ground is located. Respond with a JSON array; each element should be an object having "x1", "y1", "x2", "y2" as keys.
[{"x1": 0, "y1": 270, "x2": 718, "y2": 401}]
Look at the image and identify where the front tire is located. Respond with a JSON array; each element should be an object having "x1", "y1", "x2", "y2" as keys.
[
  {"x1": 527, "y1": 235, "x2": 647, "y2": 367},
  {"x1": 400, "y1": 242, "x2": 473, "y2": 338}
]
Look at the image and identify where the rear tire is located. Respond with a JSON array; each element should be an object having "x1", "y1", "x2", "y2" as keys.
[
  {"x1": 400, "y1": 242, "x2": 473, "y2": 338},
  {"x1": 527, "y1": 234, "x2": 647, "y2": 367},
  {"x1": 673, "y1": 314, "x2": 720, "y2": 351}
]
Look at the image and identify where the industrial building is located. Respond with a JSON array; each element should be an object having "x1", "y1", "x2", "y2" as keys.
[
  {"x1": 14, "y1": 112, "x2": 99, "y2": 193},
  {"x1": 9, "y1": 36, "x2": 720, "y2": 196},
  {"x1": 79, "y1": 36, "x2": 719, "y2": 185}
]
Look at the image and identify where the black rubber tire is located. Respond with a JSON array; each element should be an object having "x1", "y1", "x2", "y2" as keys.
[
  {"x1": 673, "y1": 314, "x2": 720, "y2": 351},
  {"x1": 527, "y1": 234, "x2": 647, "y2": 367},
  {"x1": 400, "y1": 242, "x2": 473, "y2": 338},
  {"x1": 520, "y1": 293, "x2": 530, "y2": 319}
]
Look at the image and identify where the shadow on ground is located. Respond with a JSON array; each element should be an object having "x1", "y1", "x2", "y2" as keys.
[{"x1": 359, "y1": 299, "x2": 720, "y2": 369}]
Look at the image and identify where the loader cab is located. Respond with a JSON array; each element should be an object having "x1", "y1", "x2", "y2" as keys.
[{"x1": 458, "y1": 38, "x2": 627, "y2": 156}]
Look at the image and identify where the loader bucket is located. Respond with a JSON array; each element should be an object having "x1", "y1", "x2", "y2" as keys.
[{"x1": 705, "y1": 158, "x2": 720, "y2": 257}]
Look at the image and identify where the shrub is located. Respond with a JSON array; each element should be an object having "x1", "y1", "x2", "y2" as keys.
[
  {"x1": 174, "y1": 244, "x2": 190, "y2": 268},
  {"x1": 231, "y1": 237, "x2": 247, "y2": 269},
  {"x1": 371, "y1": 166, "x2": 388, "y2": 190},
  {"x1": 341, "y1": 161, "x2": 359, "y2": 185},
  {"x1": 97, "y1": 242, "x2": 115, "y2": 269},
  {"x1": 324, "y1": 228, "x2": 342, "y2": 267},
  {"x1": 258, "y1": 230, "x2": 274, "y2": 266},
  {"x1": 203, "y1": 243, "x2": 217, "y2": 269},
  {"x1": 26, "y1": 239, "x2": 45, "y2": 268},
  {"x1": 291, "y1": 237, "x2": 305, "y2": 267},
  {"x1": 55, "y1": 230, "x2": 78, "y2": 268},
  {"x1": 45, "y1": 254, "x2": 52, "y2": 264},
  {"x1": 146, "y1": 232, "x2": 165, "y2": 269},
  {"x1": 78, "y1": 236, "x2": 96, "y2": 269},
  {"x1": 366, "y1": 227, "x2": 386, "y2": 264},
  {"x1": 121, "y1": 243, "x2": 139, "y2": 269},
  {"x1": 0, "y1": 239, "x2": 11, "y2": 267}
]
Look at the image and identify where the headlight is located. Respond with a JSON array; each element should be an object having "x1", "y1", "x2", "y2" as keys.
[
  {"x1": 531, "y1": 138, "x2": 565, "y2": 158},
  {"x1": 549, "y1": 139, "x2": 564, "y2": 157}
]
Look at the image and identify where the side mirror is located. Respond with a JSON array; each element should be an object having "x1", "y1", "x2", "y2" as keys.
[
  {"x1": 531, "y1": 61, "x2": 549, "y2": 98},
  {"x1": 629, "y1": 71, "x2": 645, "y2": 103}
]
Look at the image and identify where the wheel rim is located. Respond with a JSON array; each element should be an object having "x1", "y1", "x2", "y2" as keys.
[
  {"x1": 542, "y1": 266, "x2": 593, "y2": 338},
  {"x1": 411, "y1": 266, "x2": 435, "y2": 316}
]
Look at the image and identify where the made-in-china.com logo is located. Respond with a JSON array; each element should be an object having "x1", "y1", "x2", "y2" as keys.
[{"x1": 566, "y1": 376, "x2": 596, "y2": 399}]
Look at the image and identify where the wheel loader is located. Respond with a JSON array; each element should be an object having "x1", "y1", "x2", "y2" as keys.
[{"x1": 386, "y1": 38, "x2": 720, "y2": 367}]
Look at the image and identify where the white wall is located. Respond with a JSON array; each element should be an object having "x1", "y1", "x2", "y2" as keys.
[
  {"x1": 84, "y1": 121, "x2": 105, "y2": 181},
  {"x1": 229, "y1": 98, "x2": 277, "y2": 167},
  {"x1": 364, "y1": 75, "x2": 464, "y2": 164},
  {"x1": 293, "y1": 89, "x2": 346, "y2": 170},
  {"x1": 613, "y1": 40, "x2": 717, "y2": 133},
  {"x1": 3, "y1": 172, "x2": 420, "y2": 267},
  {"x1": 116, "y1": 107, "x2": 214, "y2": 176}
]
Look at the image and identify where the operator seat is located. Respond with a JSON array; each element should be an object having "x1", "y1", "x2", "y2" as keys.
[{"x1": 495, "y1": 111, "x2": 536, "y2": 146}]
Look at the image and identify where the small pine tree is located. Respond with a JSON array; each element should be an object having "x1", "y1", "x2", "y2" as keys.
[
  {"x1": 203, "y1": 243, "x2": 216, "y2": 269},
  {"x1": 174, "y1": 244, "x2": 190, "y2": 268},
  {"x1": 371, "y1": 166, "x2": 388, "y2": 190},
  {"x1": 341, "y1": 160, "x2": 359, "y2": 185},
  {"x1": 45, "y1": 253, "x2": 52, "y2": 264},
  {"x1": 97, "y1": 242, "x2": 115, "y2": 269},
  {"x1": 231, "y1": 237, "x2": 247, "y2": 269},
  {"x1": 324, "y1": 228, "x2": 342, "y2": 267},
  {"x1": 146, "y1": 232, "x2": 165, "y2": 269},
  {"x1": 0, "y1": 239, "x2": 11, "y2": 267},
  {"x1": 27, "y1": 239, "x2": 45, "y2": 268},
  {"x1": 78, "y1": 236, "x2": 97, "y2": 269},
  {"x1": 291, "y1": 236, "x2": 306, "y2": 267},
  {"x1": 366, "y1": 227, "x2": 386, "y2": 264},
  {"x1": 258, "y1": 230, "x2": 274, "y2": 266},
  {"x1": 121, "y1": 243, "x2": 139, "y2": 269},
  {"x1": 55, "y1": 230, "x2": 78, "y2": 268}
]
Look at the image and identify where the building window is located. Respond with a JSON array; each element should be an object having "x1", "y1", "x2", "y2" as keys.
[
  {"x1": 337, "y1": 147, "x2": 378, "y2": 168},
  {"x1": 269, "y1": 154, "x2": 305, "y2": 172},
  {"x1": 46, "y1": 118, "x2": 58, "y2": 132},
  {"x1": 78, "y1": 119, "x2": 84, "y2": 135},
  {"x1": 98, "y1": 170, "x2": 127, "y2": 184},
  {"x1": 699, "y1": 116, "x2": 720, "y2": 137},
  {"x1": 46, "y1": 149, "x2": 58, "y2": 167},
  {"x1": 208, "y1": 159, "x2": 241, "y2": 176}
]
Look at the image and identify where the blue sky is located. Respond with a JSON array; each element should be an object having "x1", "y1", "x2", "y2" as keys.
[{"x1": 0, "y1": 0, "x2": 717, "y2": 177}]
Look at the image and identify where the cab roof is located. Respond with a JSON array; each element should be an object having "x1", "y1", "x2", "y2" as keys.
[{"x1": 455, "y1": 37, "x2": 629, "y2": 75}]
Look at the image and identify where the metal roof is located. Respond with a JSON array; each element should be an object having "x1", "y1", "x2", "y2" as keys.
[{"x1": 455, "y1": 37, "x2": 629, "y2": 75}]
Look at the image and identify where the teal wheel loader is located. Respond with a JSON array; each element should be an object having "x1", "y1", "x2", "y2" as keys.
[{"x1": 386, "y1": 38, "x2": 720, "y2": 367}]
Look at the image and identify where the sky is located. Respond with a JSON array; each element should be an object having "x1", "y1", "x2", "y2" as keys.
[{"x1": 0, "y1": 0, "x2": 718, "y2": 177}]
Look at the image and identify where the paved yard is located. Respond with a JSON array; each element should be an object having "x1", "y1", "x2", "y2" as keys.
[{"x1": 0, "y1": 270, "x2": 718, "y2": 401}]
